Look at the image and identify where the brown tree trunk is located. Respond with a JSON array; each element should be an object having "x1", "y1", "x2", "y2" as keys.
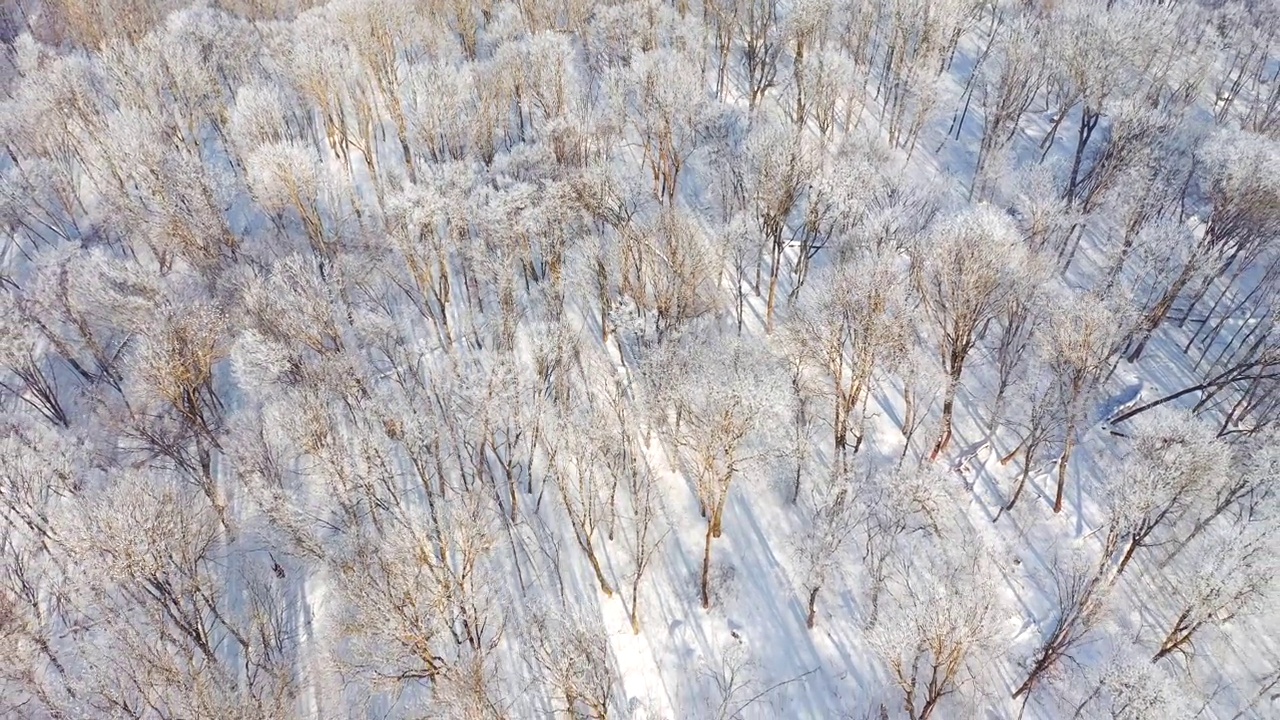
[
  {"x1": 701, "y1": 519, "x2": 715, "y2": 609},
  {"x1": 765, "y1": 244, "x2": 781, "y2": 332},
  {"x1": 1152, "y1": 609, "x2": 1196, "y2": 662},
  {"x1": 1055, "y1": 430, "x2": 1075, "y2": 513},
  {"x1": 930, "y1": 380, "x2": 959, "y2": 461},
  {"x1": 1001, "y1": 451, "x2": 1035, "y2": 518},
  {"x1": 630, "y1": 573, "x2": 643, "y2": 634},
  {"x1": 585, "y1": 541, "x2": 614, "y2": 597},
  {"x1": 806, "y1": 586, "x2": 820, "y2": 629},
  {"x1": 711, "y1": 496, "x2": 726, "y2": 539}
]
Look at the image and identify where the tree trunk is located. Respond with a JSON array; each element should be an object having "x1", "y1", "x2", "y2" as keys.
[
  {"x1": 1002, "y1": 453, "x2": 1034, "y2": 517},
  {"x1": 930, "y1": 377, "x2": 960, "y2": 461},
  {"x1": 584, "y1": 540, "x2": 614, "y2": 597},
  {"x1": 793, "y1": 38, "x2": 806, "y2": 125},
  {"x1": 1127, "y1": 264, "x2": 1196, "y2": 362},
  {"x1": 1064, "y1": 106, "x2": 1100, "y2": 204},
  {"x1": 765, "y1": 245, "x2": 781, "y2": 332},
  {"x1": 701, "y1": 519, "x2": 715, "y2": 609},
  {"x1": 630, "y1": 573, "x2": 643, "y2": 634},
  {"x1": 1054, "y1": 432, "x2": 1074, "y2": 514},
  {"x1": 711, "y1": 496, "x2": 726, "y2": 539},
  {"x1": 1152, "y1": 609, "x2": 1196, "y2": 662}
]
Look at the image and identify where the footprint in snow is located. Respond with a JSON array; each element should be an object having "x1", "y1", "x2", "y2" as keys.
[{"x1": 727, "y1": 617, "x2": 744, "y2": 642}]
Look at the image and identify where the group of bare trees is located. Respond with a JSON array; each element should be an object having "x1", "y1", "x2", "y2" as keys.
[{"x1": 1, "y1": 0, "x2": 1279, "y2": 717}]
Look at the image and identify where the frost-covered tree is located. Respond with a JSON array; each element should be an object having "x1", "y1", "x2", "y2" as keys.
[
  {"x1": 742, "y1": 121, "x2": 812, "y2": 328},
  {"x1": 525, "y1": 603, "x2": 618, "y2": 719},
  {"x1": 1153, "y1": 520, "x2": 1277, "y2": 663},
  {"x1": 1013, "y1": 550, "x2": 1117, "y2": 706},
  {"x1": 0, "y1": 421, "x2": 81, "y2": 716},
  {"x1": 1070, "y1": 654, "x2": 1191, "y2": 720},
  {"x1": 549, "y1": 406, "x2": 620, "y2": 597},
  {"x1": 1044, "y1": 291, "x2": 1129, "y2": 514},
  {"x1": 986, "y1": 251, "x2": 1054, "y2": 432},
  {"x1": 245, "y1": 140, "x2": 341, "y2": 265},
  {"x1": 789, "y1": 138, "x2": 892, "y2": 294},
  {"x1": 0, "y1": 305, "x2": 71, "y2": 428},
  {"x1": 331, "y1": 494, "x2": 504, "y2": 713},
  {"x1": 857, "y1": 463, "x2": 946, "y2": 625},
  {"x1": 4, "y1": 1, "x2": 1280, "y2": 715},
  {"x1": 790, "y1": 459, "x2": 859, "y2": 629},
  {"x1": 647, "y1": 330, "x2": 782, "y2": 609},
  {"x1": 331, "y1": 0, "x2": 427, "y2": 183},
  {"x1": 50, "y1": 468, "x2": 299, "y2": 717},
  {"x1": 739, "y1": 0, "x2": 782, "y2": 111},
  {"x1": 971, "y1": 16, "x2": 1048, "y2": 201},
  {"x1": 620, "y1": 439, "x2": 666, "y2": 634},
  {"x1": 1039, "y1": 0, "x2": 1153, "y2": 204},
  {"x1": 873, "y1": 0, "x2": 973, "y2": 154},
  {"x1": 786, "y1": 250, "x2": 912, "y2": 467},
  {"x1": 1111, "y1": 130, "x2": 1280, "y2": 369},
  {"x1": 1101, "y1": 409, "x2": 1232, "y2": 576},
  {"x1": 621, "y1": 46, "x2": 725, "y2": 204},
  {"x1": 995, "y1": 361, "x2": 1063, "y2": 519},
  {"x1": 913, "y1": 205, "x2": 1029, "y2": 460},
  {"x1": 895, "y1": 343, "x2": 947, "y2": 467},
  {"x1": 869, "y1": 528, "x2": 1002, "y2": 720},
  {"x1": 798, "y1": 46, "x2": 859, "y2": 142}
]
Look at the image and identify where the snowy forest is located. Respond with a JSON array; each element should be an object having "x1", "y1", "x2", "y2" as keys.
[{"x1": 1, "y1": 0, "x2": 1280, "y2": 717}]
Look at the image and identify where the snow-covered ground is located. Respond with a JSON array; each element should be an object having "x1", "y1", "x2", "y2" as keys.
[{"x1": 1, "y1": 1, "x2": 1278, "y2": 719}]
